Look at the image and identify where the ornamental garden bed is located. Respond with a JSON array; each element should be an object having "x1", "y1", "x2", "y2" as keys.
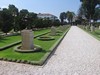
[
  {"x1": 0, "y1": 26, "x2": 70, "y2": 65},
  {"x1": 38, "y1": 36, "x2": 55, "y2": 41},
  {"x1": 0, "y1": 29, "x2": 50, "y2": 50}
]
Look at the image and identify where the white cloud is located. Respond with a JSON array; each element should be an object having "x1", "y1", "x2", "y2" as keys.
[{"x1": 1, "y1": 5, "x2": 8, "y2": 9}]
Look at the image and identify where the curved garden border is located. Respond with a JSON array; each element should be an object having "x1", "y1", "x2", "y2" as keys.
[
  {"x1": 38, "y1": 36, "x2": 55, "y2": 41},
  {"x1": 14, "y1": 45, "x2": 42, "y2": 53}
]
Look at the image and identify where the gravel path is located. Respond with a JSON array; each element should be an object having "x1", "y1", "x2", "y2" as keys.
[{"x1": 0, "y1": 26, "x2": 100, "y2": 75}]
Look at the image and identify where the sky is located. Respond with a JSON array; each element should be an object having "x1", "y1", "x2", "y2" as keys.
[{"x1": 0, "y1": 0, "x2": 81, "y2": 18}]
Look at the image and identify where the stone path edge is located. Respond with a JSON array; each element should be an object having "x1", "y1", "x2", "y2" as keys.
[
  {"x1": 36, "y1": 27, "x2": 70, "y2": 66},
  {"x1": 78, "y1": 26, "x2": 100, "y2": 41}
]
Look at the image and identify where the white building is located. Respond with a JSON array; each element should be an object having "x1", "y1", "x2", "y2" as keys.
[{"x1": 37, "y1": 13, "x2": 58, "y2": 20}]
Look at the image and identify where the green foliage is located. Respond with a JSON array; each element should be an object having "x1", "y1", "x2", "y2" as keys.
[
  {"x1": 38, "y1": 36, "x2": 55, "y2": 41},
  {"x1": 93, "y1": 7, "x2": 100, "y2": 21},
  {"x1": 26, "y1": 12, "x2": 37, "y2": 29},
  {"x1": 80, "y1": 0, "x2": 100, "y2": 21},
  {"x1": 59, "y1": 12, "x2": 67, "y2": 24},
  {"x1": 0, "y1": 8, "x2": 13, "y2": 34},
  {"x1": 8, "y1": 4, "x2": 19, "y2": 32},
  {"x1": 66, "y1": 11, "x2": 75, "y2": 24},
  {"x1": 0, "y1": 4, "x2": 60, "y2": 32},
  {"x1": 34, "y1": 18, "x2": 60, "y2": 28},
  {"x1": 79, "y1": 25, "x2": 100, "y2": 40}
]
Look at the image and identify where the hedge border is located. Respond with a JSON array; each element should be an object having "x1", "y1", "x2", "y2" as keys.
[
  {"x1": 0, "y1": 31, "x2": 50, "y2": 50},
  {"x1": 37, "y1": 36, "x2": 55, "y2": 41}
]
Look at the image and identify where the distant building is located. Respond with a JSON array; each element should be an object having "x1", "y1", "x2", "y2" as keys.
[{"x1": 37, "y1": 13, "x2": 58, "y2": 20}]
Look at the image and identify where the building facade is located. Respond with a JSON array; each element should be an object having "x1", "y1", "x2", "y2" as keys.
[{"x1": 37, "y1": 13, "x2": 58, "y2": 20}]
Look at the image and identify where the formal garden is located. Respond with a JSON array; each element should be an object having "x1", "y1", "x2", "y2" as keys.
[
  {"x1": 0, "y1": 25, "x2": 70, "y2": 65},
  {"x1": 0, "y1": 0, "x2": 100, "y2": 66}
]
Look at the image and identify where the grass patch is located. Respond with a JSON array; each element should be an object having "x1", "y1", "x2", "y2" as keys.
[
  {"x1": 0, "y1": 36, "x2": 21, "y2": 47},
  {"x1": 0, "y1": 27, "x2": 70, "y2": 65},
  {"x1": 78, "y1": 25, "x2": 100, "y2": 41},
  {"x1": 0, "y1": 29, "x2": 50, "y2": 48},
  {"x1": 0, "y1": 32, "x2": 64, "y2": 61}
]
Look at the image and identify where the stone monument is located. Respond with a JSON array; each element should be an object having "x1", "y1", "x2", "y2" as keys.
[
  {"x1": 21, "y1": 30, "x2": 34, "y2": 50},
  {"x1": 59, "y1": 26, "x2": 64, "y2": 31},
  {"x1": 99, "y1": 26, "x2": 100, "y2": 30},
  {"x1": 50, "y1": 26, "x2": 56, "y2": 35}
]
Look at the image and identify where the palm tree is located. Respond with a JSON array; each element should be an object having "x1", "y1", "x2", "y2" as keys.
[
  {"x1": 59, "y1": 12, "x2": 67, "y2": 25},
  {"x1": 66, "y1": 11, "x2": 75, "y2": 25}
]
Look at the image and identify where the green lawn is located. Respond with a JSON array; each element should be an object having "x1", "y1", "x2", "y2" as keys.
[
  {"x1": 0, "y1": 29, "x2": 50, "y2": 47},
  {"x1": 78, "y1": 25, "x2": 100, "y2": 41},
  {"x1": 87, "y1": 29, "x2": 100, "y2": 40},
  {"x1": 0, "y1": 27, "x2": 69, "y2": 62},
  {"x1": 0, "y1": 34, "x2": 61, "y2": 61}
]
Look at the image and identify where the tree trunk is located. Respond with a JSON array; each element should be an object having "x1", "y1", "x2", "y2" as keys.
[
  {"x1": 6, "y1": 33, "x2": 7, "y2": 35},
  {"x1": 90, "y1": 20, "x2": 95, "y2": 32},
  {"x1": 89, "y1": 15, "x2": 94, "y2": 32}
]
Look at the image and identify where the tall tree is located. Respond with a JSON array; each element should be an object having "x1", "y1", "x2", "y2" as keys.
[
  {"x1": 26, "y1": 12, "x2": 37, "y2": 29},
  {"x1": 18, "y1": 9, "x2": 29, "y2": 30},
  {"x1": 59, "y1": 12, "x2": 67, "y2": 24},
  {"x1": 0, "y1": 8, "x2": 13, "y2": 34},
  {"x1": 66, "y1": 11, "x2": 75, "y2": 25},
  {"x1": 93, "y1": 7, "x2": 100, "y2": 22},
  {"x1": 8, "y1": 4, "x2": 19, "y2": 32},
  {"x1": 0, "y1": 9, "x2": 2, "y2": 31},
  {"x1": 80, "y1": 0, "x2": 100, "y2": 31}
]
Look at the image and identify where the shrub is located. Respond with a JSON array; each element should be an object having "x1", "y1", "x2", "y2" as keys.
[{"x1": 38, "y1": 36, "x2": 55, "y2": 41}]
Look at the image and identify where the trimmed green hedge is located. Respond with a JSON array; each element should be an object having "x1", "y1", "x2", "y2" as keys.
[
  {"x1": 38, "y1": 36, "x2": 55, "y2": 41},
  {"x1": 14, "y1": 45, "x2": 42, "y2": 53},
  {"x1": 0, "y1": 32, "x2": 50, "y2": 50}
]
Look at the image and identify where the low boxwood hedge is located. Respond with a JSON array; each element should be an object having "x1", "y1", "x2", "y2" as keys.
[
  {"x1": 14, "y1": 45, "x2": 42, "y2": 53},
  {"x1": 38, "y1": 36, "x2": 55, "y2": 41}
]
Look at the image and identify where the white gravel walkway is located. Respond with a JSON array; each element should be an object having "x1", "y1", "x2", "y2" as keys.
[{"x1": 0, "y1": 26, "x2": 100, "y2": 75}]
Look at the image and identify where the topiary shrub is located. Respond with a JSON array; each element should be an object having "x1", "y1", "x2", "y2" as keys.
[
  {"x1": 20, "y1": 60, "x2": 27, "y2": 63},
  {"x1": 16, "y1": 60, "x2": 21, "y2": 63},
  {"x1": 3, "y1": 58, "x2": 7, "y2": 61},
  {"x1": 12, "y1": 59, "x2": 17, "y2": 62},
  {"x1": 38, "y1": 36, "x2": 55, "y2": 41},
  {"x1": 0, "y1": 57, "x2": 3, "y2": 60},
  {"x1": 7, "y1": 58, "x2": 12, "y2": 61}
]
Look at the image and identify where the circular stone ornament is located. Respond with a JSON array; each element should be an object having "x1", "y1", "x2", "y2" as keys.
[
  {"x1": 14, "y1": 45, "x2": 42, "y2": 53},
  {"x1": 38, "y1": 36, "x2": 55, "y2": 41}
]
